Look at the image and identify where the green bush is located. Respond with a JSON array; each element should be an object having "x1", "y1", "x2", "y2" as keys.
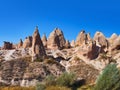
[
  {"x1": 94, "y1": 64, "x2": 120, "y2": 90},
  {"x1": 56, "y1": 72, "x2": 76, "y2": 87},
  {"x1": 45, "y1": 74, "x2": 56, "y2": 86},
  {"x1": 36, "y1": 83, "x2": 45, "y2": 90}
]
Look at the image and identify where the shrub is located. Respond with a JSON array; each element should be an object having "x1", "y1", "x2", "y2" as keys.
[
  {"x1": 94, "y1": 64, "x2": 120, "y2": 90},
  {"x1": 56, "y1": 72, "x2": 76, "y2": 87},
  {"x1": 45, "y1": 86, "x2": 71, "y2": 90},
  {"x1": 36, "y1": 83, "x2": 45, "y2": 90},
  {"x1": 74, "y1": 56, "x2": 80, "y2": 61},
  {"x1": 45, "y1": 74, "x2": 56, "y2": 86}
]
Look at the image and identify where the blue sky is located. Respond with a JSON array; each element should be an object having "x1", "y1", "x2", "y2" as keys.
[{"x1": 0, "y1": 0, "x2": 120, "y2": 46}]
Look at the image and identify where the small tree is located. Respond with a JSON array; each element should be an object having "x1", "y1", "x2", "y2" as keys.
[
  {"x1": 94, "y1": 64, "x2": 120, "y2": 90},
  {"x1": 56, "y1": 72, "x2": 76, "y2": 87},
  {"x1": 45, "y1": 74, "x2": 56, "y2": 86}
]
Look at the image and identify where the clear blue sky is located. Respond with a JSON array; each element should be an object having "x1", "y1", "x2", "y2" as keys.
[{"x1": 0, "y1": 0, "x2": 120, "y2": 46}]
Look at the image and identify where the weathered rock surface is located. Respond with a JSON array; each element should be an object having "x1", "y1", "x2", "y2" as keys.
[
  {"x1": 18, "y1": 39, "x2": 23, "y2": 48},
  {"x1": 76, "y1": 30, "x2": 86, "y2": 46},
  {"x1": 23, "y1": 36, "x2": 32, "y2": 48},
  {"x1": 76, "y1": 40, "x2": 100, "y2": 60},
  {"x1": 41, "y1": 34, "x2": 47, "y2": 48},
  {"x1": 111, "y1": 36, "x2": 120, "y2": 50},
  {"x1": 65, "y1": 40, "x2": 71, "y2": 48},
  {"x1": 32, "y1": 27, "x2": 46, "y2": 61},
  {"x1": 94, "y1": 31, "x2": 108, "y2": 52},
  {"x1": 71, "y1": 40, "x2": 75, "y2": 47},
  {"x1": 0, "y1": 59, "x2": 65, "y2": 86},
  {"x1": 47, "y1": 28, "x2": 66, "y2": 50},
  {"x1": 61, "y1": 57, "x2": 99, "y2": 84},
  {"x1": 3, "y1": 41, "x2": 13, "y2": 50}
]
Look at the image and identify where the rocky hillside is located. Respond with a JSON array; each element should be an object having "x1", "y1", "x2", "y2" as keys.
[{"x1": 0, "y1": 26, "x2": 120, "y2": 86}]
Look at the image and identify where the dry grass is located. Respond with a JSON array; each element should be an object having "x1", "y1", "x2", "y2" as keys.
[{"x1": 0, "y1": 86, "x2": 35, "y2": 90}]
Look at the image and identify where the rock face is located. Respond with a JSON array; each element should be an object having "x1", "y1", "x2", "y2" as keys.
[
  {"x1": 3, "y1": 41, "x2": 13, "y2": 50},
  {"x1": 76, "y1": 30, "x2": 91, "y2": 46},
  {"x1": 32, "y1": 27, "x2": 46, "y2": 61},
  {"x1": 111, "y1": 36, "x2": 120, "y2": 50},
  {"x1": 71, "y1": 40, "x2": 75, "y2": 47},
  {"x1": 0, "y1": 59, "x2": 65, "y2": 86},
  {"x1": 65, "y1": 40, "x2": 71, "y2": 48},
  {"x1": 94, "y1": 31, "x2": 108, "y2": 52},
  {"x1": 23, "y1": 36, "x2": 32, "y2": 48},
  {"x1": 67, "y1": 59, "x2": 99, "y2": 84},
  {"x1": 41, "y1": 34, "x2": 47, "y2": 48},
  {"x1": 18, "y1": 39, "x2": 23, "y2": 48},
  {"x1": 47, "y1": 28, "x2": 66, "y2": 50},
  {"x1": 76, "y1": 40, "x2": 100, "y2": 59},
  {"x1": 109, "y1": 33, "x2": 118, "y2": 45}
]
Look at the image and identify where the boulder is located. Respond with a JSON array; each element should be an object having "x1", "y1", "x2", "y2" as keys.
[
  {"x1": 23, "y1": 36, "x2": 32, "y2": 48},
  {"x1": 32, "y1": 26, "x2": 46, "y2": 61},
  {"x1": 47, "y1": 28, "x2": 66, "y2": 50},
  {"x1": 41, "y1": 34, "x2": 47, "y2": 48}
]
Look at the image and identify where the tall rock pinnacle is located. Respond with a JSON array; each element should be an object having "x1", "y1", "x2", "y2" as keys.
[{"x1": 32, "y1": 26, "x2": 46, "y2": 61}]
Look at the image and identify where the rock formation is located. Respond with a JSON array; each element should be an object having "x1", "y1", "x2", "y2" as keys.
[
  {"x1": 94, "y1": 31, "x2": 108, "y2": 52},
  {"x1": 65, "y1": 40, "x2": 71, "y2": 48},
  {"x1": 41, "y1": 34, "x2": 47, "y2": 48},
  {"x1": 75, "y1": 30, "x2": 91, "y2": 46},
  {"x1": 76, "y1": 40, "x2": 100, "y2": 59},
  {"x1": 108, "y1": 33, "x2": 118, "y2": 45},
  {"x1": 111, "y1": 36, "x2": 120, "y2": 50},
  {"x1": 18, "y1": 39, "x2": 23, "y2": 48},
  {"x1": 76, "y1": 30, "x2": 86, "y2": 46},
  {"x1": 3, "y1": 41, "x2": 13, "y2": 50},
  {"x1": 71, "y1": 40, "x2": 75, "y2": 47},
  {"x1": 23, "y1": 36, "x2": 32, "y2": 48},
  {"x1": 32, "y1": 26, "x2": 46, "y2": 61},
  {"x1": 47, "y1": 28, "x2": 66, "y2": 50}
]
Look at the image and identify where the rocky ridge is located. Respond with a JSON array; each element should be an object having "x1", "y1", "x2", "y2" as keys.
[{"x1": 0, "y1": 26, "x2": 120, "y2": 86}]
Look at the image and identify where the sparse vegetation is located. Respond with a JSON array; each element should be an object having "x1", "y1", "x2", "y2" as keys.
[
  {"x1": 0, "y1": 86, "x2": 35, "y2": 90},
  {"x1": 74, "y1": 56, "x2": 80, "y2": 61},
  {"x1": 56, "y1": 72, "x2": 76, "y2": 87},
  {"x1": 46, "y1": 86, "x2": 71, "y2": 90},
  {"x1": 94, "y1": 64, "x2": 120, "y2": 90},
  {"x1": 35, "y1": 72, "x2": 78, "y2": 90},
  {"x1": 44, "y1": 58, "x2": 58, "y2": 65}
]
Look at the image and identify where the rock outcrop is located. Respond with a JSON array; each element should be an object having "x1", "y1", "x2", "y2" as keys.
[
  {"x1": 65, "y1": 40, "x2": 71, "y2": 48},
  {"x1": 94, "y1": 31, "x2": 108, "y2": 52},
  {"x1": 47, "y1": 28, "x2": 66, "y2": 50},
  {"x1": 0, "y1": 59, "x2": 65, "y2": 86},
  {"x1": 41, "y1": 34, "x2": 47, "y2": 48},
  {"x1": 111, "y1": 36, "x2": 120, "y2": 50},
  {"x1": 76, "y1": 40, "x2": 100, "y2": 59},
  {"x1": 3, "y1": 41, "x2": 13, "y2": 50},
  {"x1": 18, "y1": 39, "x2": 23, "y2": 48},
  {"x1": 75, "y1": 30, "x2": 91, "y2": 46},
  {"x1": 32, "y1": 27, "x2": 46, "y2": 61},
  {"x1": 23, "y1": 36, "x2": 32, "y2": 48},
  {"x1": 71, "y1": 40, "x2": 75, "y2": 47}
]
